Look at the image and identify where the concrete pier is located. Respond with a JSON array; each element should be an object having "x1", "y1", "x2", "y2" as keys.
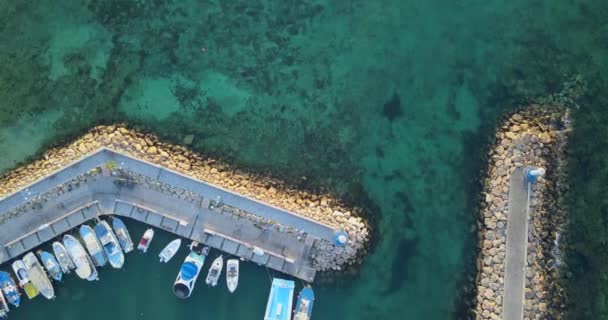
[{"x1": 0, "y1": 148, "x2": 343, "y2": 281}]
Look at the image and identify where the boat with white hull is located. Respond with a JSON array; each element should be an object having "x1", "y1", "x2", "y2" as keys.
[
  {"x1": 173, "y1": 244, "x2": 209, "y2": 299},
  {"x1": 22, "y1": 252, "x2": 55, "y2": 299},
  {"x1": 80, "y1": 225, "x2": 107, "y2": 267},
  {"x1": 63, "y1": 234, "x2": 98, "y2": 281},
  {"x1": 137, "y1": 229, "x2": 154, "y2": 253},
  {"x1": 52, "y1": 241, "x2": 75, "y2": 274},
  {"x1": 0, "y1": 288, "x2": 8, "y2": 318},
  {"x1": 11, "y1": 261, "x2": 38, "y2": 299},
  {"x1": 95, "y1": 220, "x2": 125, "y2": 269},
  {"x1": 112, "y1": 217, "x2": 134, "y2": 253},
  {"x1": 159, "y1": 239, "x2": 181, "y2": 263},
  {"x1": 205, "y1": 255, "x2": 223, "y2": 287},
  {"x1": 226, "y1": 259, "x2": 239, "y2": 293}
]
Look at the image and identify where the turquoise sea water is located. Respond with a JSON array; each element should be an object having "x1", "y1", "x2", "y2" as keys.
[{"x1": 1, "y1": 1, "x2": 607, "y2": 319}]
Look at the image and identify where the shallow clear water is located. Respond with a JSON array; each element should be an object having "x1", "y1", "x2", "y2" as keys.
[{"x1": 1, "y1": 1, "x2": 607, "y2": 319}]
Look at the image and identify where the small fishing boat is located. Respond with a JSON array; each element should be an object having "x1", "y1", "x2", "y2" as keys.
[
  {"x1": 11, "y1": 261, "x2": 38, "y2": 299},
  {"x1": 22, "y1": 252, "x2": 55, "y2": 299},
  {"x1": 80, "y1": 225, "x2": 108, "y2": 267},
  {"x1": 63, "y1": 234, "x2": 98, "y2": 281},
  {"x1": 205, "y1": 255, "x2": 224, "y2": 287},
  {"x1": 137, "y1": 228, "x2": 154, "y2": 253},
  {"x1": 159, "y1": 239, "x2": 181, "y2": 263},
  {"x1": 112, "y1": 217, "x2": 134, "y2": 253},
  {"x1": 226, "y1": 259, "x2": 239, "y2": 293},
  {"x1": 0, "y1": 272, "x2": 21, "y2": 308},
  {"x1": 264, "y1": 278, "x2": 295, "y2": 320},
  {"x1": 52, "y1": 241, "x2": 75, "y2": 274},
  {"x1": 38, "y1": 251, "x2": 63, "y2": 282},
  {"x1": 95, "y1": 220, "x2": 125, "y2": 269},
  {"x1": 293, "y1": 286, "x2": 315, "y2": 320},
  {"x1": 0, "y1": 289, "x2": 8, "y2": 318},
  {"x1": 173, "y1": 244, "x2": 209, "y2": 299}
]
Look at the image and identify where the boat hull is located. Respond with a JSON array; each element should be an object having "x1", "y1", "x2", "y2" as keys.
[
  {"x1": 112, "y1": 217, "x2": 134, "y2": 253},
  {"x1": 0, "y1": 272, "x2": 21, "y2": 308},
  {"x1": 226, "y1": 259, "x2": 239, "y2": 293},
  {"x1": 294, "y1": 287, "x2": 315, "y2": 320},
  {"x1": 138, "y1": 229, "x2": 154, "y2": 253},
  {"x1": 205, "y1": 256, "x2": 223, "y2": 287},
  {"x1": 52, "y1": 241, "x2": 75, "y2": 274},
  {"x1": 159, "y1": 239, "x2": 181, "y2": 263},
  {"x1": 63, "y1": 235, "x2": 93, "y2": 280},
  {"x1": 80, "y1": 225, "x2": 108, "y2": 267},
  {"x1": 264, "y1": 278, "x2": 295, "y2": 320},
  {"x1": 95, "y1": 221, "x2": 125, "y2": 269},
  {"x1": 22, "y1": 252, "x2": 55, "y2": 300},
  {"x1": 0, "y1": 287, "x2": 8, "y2": 318},
  {"x1": 38, "y1": 251, "x2": 63, "y2": 282},
  {"x1": 173, "y1": 250, "x2": 207, "y2": 298}
]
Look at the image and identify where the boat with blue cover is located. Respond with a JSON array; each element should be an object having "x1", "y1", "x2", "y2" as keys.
[
  {"x1": 95, "y1": 220, "x2": 125, "y2": 269},
  {"x1": 52, "y1": 241, "x2": 75, "y2": 274},
  {"x1": 293, "y1": 286, "x2": 314, "y2": 320},
  {"x1": 0, "y1": 272, "x2": 20, "y2": 308},
  {"x1": 112, "y1": 217, "x2": 134, "y2": 253},
  {"x1": 63, "y1": 234, "x2": 98, "y2": 281},
  {"x1": 38, "y1": 251, "x2": 62, "y2": 282},
  {"x1": 22, "y1": 252, "x2": 55, "y2": 299},
  {"x1": 173, "y1": 243, "x2": 209, "y2": 299},
  {"x1": 264, "y1": 278, "x2": 295, "y2": 320},
  {"x1": 11, "y1": 260, "x2": 38, "y2": 299},
  {"x1": 80, "y1": 225, "x2": 108, "y2": 267}
]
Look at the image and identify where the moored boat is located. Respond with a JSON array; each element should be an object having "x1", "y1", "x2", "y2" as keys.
[
  {"x1": 137, "y1": 229, "x2": 154, "y2": 253},
  {"x1": 22, "y1": 252, "x2": 55, "y2": 299},
  {"x1": 293, "y1": 286, "x2": 314, "y2": 320},
  {"x1": 264, "y1": 278, "x2": 295, "y2": 320},
  {"x1": 63, "y1": 234, "x2": 96, "y2": 281},
  {"x1": 95, "y1": 220, "x2": 125, "y2": 269},
  {"x1": 226, "y1": 259, "x2": 239, "y2": 293},
  {"x1": 52, "y1": 241, "x2": 75, "y2": 274},
  {"x1": 205, "y1": 255, "x2": 223, "y2": 287},
  {"x1": 159, "y1": 239, "x2": 181, "y2": 263},
  {"x1": 11, "y1": 261, "x2": 38, "y2": 299},
  {"x1": 112, "y1": 217, "x2": 134, "y2": 253},
  {"x1": 80, "y1": 225, "x2": 108, "y2": 267},
  {"x1": 38, "y1": 251, "x2": 63, "y2": 282},
  {"x1": 173, "y1": 244, "x2": 209, "y2": 299},
  {"x1": 0, "y1": 289, "x2": 8, "y2": 318},
  {"x1": 0, "y1": 272, "x2": 21, "y2": 308}
]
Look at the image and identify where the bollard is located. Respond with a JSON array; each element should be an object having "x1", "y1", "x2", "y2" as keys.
[{"x1": 525, "y1": 167, "x2": 545, "y2": 183}]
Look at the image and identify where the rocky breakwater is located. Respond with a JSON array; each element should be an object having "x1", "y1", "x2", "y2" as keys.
[
  {"x1": 474, "y1": 106, "x2": 570, "y2": 319},
  {"x1": 0, "y1": 125, "x2": 370, "y2": 273}
]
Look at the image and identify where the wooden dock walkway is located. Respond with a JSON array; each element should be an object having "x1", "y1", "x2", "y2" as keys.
[{"x1": 0, "y1": 148, "x2": 341, "y2": 281}]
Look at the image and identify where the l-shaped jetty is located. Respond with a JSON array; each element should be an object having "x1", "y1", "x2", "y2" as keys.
[{"x1": 0, "y1": 126, "x2": 370, "y2": 282}]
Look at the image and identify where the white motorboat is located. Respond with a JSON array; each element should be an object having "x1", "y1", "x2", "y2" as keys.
[
  {"x1": 159, "y1": 239, "x2": 181, "y2": 263},
  {"x1": 22, "y1": 252, "x2": 55, "y2": 299},
  {"x1": 137, "y1": 229, "x2": 154, "y2": 253},
  {"x1": 112, "y1": 217, "x2": 134, "y2": 253},
  {"x1": 226, "y1": 259, "x2": 239, "y2": 293},
  {"x1": 173, "y1": 245, "x2": 209, "y2": 299},
  {"x1": 11, "y1": 261, "x2": 38, "y2": 299},
  {"x1": 0, "y1": 288, "x2": 8, "y2": 318},
  {"x1": 80, "y1": 225, "x2": 107, "y2": 267},
  {"x1": 63, "y1": 234, "x2": 97, "y2": 281},
  {"x1": 52, "y1": 241, "x2": 75, "y2": 274},
  {"x1": 95, "y1": 220, "x2": 125, "y2": 269},
  {"x1": 205, "y1": 255, "x2": 223, "y2": 287}
]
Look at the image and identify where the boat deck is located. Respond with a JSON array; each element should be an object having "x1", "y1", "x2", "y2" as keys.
[{"x1": 0, "y1": 148, "x2": 337, "y2": 281}]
